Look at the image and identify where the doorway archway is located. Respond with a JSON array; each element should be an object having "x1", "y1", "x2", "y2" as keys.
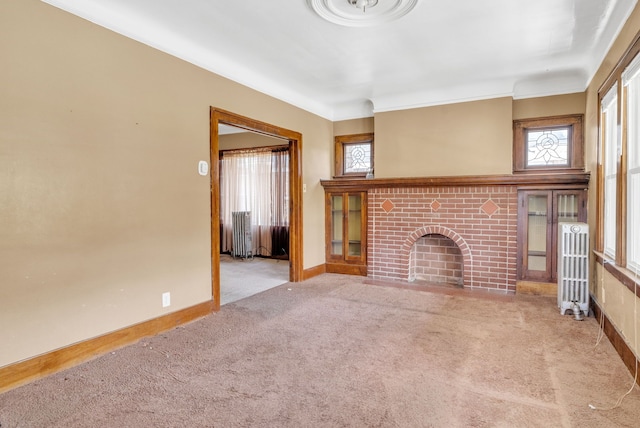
[{"x1": 210, "y1": 108, "x2": 303, "y2": 310}]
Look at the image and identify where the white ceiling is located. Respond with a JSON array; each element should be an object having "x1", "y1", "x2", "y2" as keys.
[
  {"x1": 218, "y1": 124, "x2": 249, "y2": 135},
  {"x1": 43, "y1": 0, "x2": 638, "y2": 121}
]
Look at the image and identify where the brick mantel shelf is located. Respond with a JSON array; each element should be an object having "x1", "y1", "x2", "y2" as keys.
[{"x1": 320, "y1": 172, "x2": 590, "y2": 190}]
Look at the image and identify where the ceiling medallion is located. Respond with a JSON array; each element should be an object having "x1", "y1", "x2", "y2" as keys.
[
  {"x1": 308, "y1": 0, "x2": 419, "y2": 27},
  {"x1": 347, "y1": 0, "x2": 379, "y2": 13}
]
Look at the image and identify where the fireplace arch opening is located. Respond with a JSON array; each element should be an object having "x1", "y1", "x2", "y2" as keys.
[{"x1": 409, "y1": 233, "x2": 463, "y2": 287}]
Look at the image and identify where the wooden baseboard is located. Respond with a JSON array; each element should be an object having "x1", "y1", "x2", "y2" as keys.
[
  {"x1": 0, "y1": 300, "x2": 214, "y2": 394},
  {"x1": 326, "y1": 263, "x2": 367, "y2": 276},
  {"x1": 516, "y1": 281, "x2": 557, "y2": 296},
  {"x1": 591, "y1": 297, "x2": 640, "y2": 387},
  {"x1": 303, "y1": 263, "x2": 326, "y2": 280}
]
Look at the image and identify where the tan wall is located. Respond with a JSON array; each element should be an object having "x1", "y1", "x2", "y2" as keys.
[
  {"x1": 512, "y1": 93, "x2": 586, "y2": 120},
  {"x1": 585, "y1": 3, "x2": 640, "y2": 357},
  {"x1": 333, "y1": 117, "x2": 375, "y2": 136},
  {"x1": 593, "y1": 266, "x2": 640, "y2": 356},
  {"x1": 374, "y1": 97, "x2": 513, "y2": 177},
  {"x1": 0, "y1": 0, "x2": 330, "y2": 367}
]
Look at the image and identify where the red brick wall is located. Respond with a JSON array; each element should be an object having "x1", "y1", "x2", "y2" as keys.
[
  {"x1": 411, "y1": 234, "x2": 463, "y2": 286},
  {"x1": 367, "y1": 186, "x2": 518, "y2": 291}
]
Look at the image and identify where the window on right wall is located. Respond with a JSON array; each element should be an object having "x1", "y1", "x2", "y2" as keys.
[
  {"x1": 597, "y1": 33, "x2": 640, "y2": 273},
  {"x1": 513, "y1": 114, "x2": 584, "y2": 174}
]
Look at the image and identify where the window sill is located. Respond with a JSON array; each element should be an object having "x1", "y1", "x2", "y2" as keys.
[
  {"x1": 332, "y1": 174, "x2": 367, "y2": 180},
  {"x1": 513, "y1": 167, "x2": 586, "y2": 175},
  {"x1": 594, "y1": 251, "x2": 640, "y2": 298}
]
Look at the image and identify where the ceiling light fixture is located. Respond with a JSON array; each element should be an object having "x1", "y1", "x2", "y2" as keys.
[
  {"x1": 348, "y1": 0, "x2": 378, "y2": 13},
  {"x1": 308, "y1": 0, "x2": 418, "y2": 27}
]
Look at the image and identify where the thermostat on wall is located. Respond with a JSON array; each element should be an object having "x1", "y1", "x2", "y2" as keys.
[{"x1": 198, "y1": 160, "x2": 209, "y2": 176}]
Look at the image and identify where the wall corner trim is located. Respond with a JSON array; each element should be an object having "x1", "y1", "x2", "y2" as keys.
[{"x1": 303, "y1": 264, "x2": 327, "y2": 280}]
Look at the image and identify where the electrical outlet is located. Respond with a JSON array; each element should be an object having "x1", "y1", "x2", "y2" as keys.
[
  {"x1": 303, "y1": 183, "x2": 307, "y2": 193},
  {"x1": 162, "y1": 292, "x2": 171, "y2": 308}
]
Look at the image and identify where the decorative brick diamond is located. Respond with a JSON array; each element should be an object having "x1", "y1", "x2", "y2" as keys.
[
  {"x1": 381, "y1": 199, "x2": 395, "y2": 213},
  {"x1": 480, "y1": 199, "x2": 499, "y2": 217},
  {"x1": 430, "y1": 200, "x2": 441, "y2": 212}
]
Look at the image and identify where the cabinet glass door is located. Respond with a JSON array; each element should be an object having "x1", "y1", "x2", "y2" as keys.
[
  {"x1": 551, "y1": 191, "x2": 584, "y2": 282},
  {"x1": 556, "y1": 193, "x2": 579, "y2": 223},
  {"x1": 330, "y1": 195, "x2": 343, "y2": 256},
  {"x1": 527, "y1": 194, "x2": 549, "y2": 274},
  {"x1": 324, "y1": 189, "x2": 367, "y2": 275},
  {"x1": 347, "y1": 194, "x2": 362, "y2": 257}
]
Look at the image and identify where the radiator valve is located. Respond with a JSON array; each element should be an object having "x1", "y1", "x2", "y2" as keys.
[{"x1": 571, "y1": 301, "x2": 584, "y2": 321}]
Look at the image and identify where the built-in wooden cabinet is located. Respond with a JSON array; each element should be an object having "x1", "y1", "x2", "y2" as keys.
[
  {"x1": 517, "y1": 189, "x2": 587, "y2": 283},
  {"x1": 325, "y1": 191, "x2": 367, "y2": 275}
]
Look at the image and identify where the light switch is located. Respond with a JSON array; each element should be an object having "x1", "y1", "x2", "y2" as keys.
[{"x1": 198, "y1": 160, "x2": 209, "y2": 176}]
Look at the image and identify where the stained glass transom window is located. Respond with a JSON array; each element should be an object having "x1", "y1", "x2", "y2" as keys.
[
  {"x1": 344, "y1": 142, "x2": 372, "y2": 174},
  {"x1": 512, "y1": 115, "x2": 582, "y2": 174},
  {"x1": 335, "y1": 133, "x2": 374, "y2": 177},
  {"x1": 526, "y1": 127, "x2": 569, "y2": 167}
]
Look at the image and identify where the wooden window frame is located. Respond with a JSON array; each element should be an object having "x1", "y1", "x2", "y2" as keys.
[
  {"x1": 600, "y1": 84, "x2": 619, "y2": 260},
  {"x1": 595, "y1": 30, "x2": 640, "y2": 294},
  {"x1": 513, "y1": 114, "x2": 584, "y2": 174},
  {"x1": 334, "y1": 133, "x2": 374, "y2": 178}
]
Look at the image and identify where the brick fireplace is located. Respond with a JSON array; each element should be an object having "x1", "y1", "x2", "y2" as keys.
[
  {"x1": 321, "y1": 173, "x2": 590, "y2": 294},
  {"x1": 367, "y1": 184, "x2": 518, "y2": 292}
]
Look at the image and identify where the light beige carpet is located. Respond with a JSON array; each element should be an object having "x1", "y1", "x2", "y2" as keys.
[{"x1": 1, "y1": 274, "x2": 639, "y2": 427}]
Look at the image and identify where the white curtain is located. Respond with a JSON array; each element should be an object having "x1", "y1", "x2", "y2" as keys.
[
  {"x1": 220, "y1": 148, "x2": 289, "y2": 256},
  {"x1": 271, "y1": 149, "x2": 289, "y2": 227}
]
